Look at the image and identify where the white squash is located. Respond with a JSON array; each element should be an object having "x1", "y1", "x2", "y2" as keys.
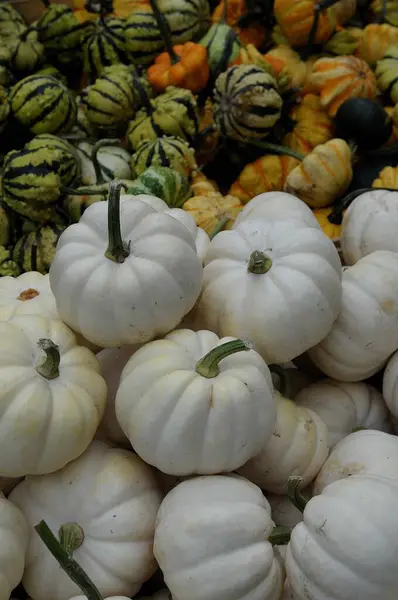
[
  {"x1": 194, "y1": 217, "x2": 342, "y2": 364},
  {"x1": 76, "y1": 141, "x2": 133, "y2": 185},
  {"x1": 0, "y1": 491, "x2": 29, "y2": 600},
  {"x1": 70, "y1": 598, "x2": 130, "y2": 600},
  {"x1": 266, "y1": 493, "x2": 304, "y2": 528},
  {"x1": 313, "y1": 429, "x2": 398, "y2": 495},
  {"x1": 382, "y1": 348, "x2": 398, "y2": 419},
  {"x1": 286, "y1": 474, "x2": 398, "y2": 599},
  {"x1": 238, "y1": 393, "x2": 329, "y2": 494},
  {"x1": 0, "y1": 315, "x2": 106, "y2": 477},
  {"x1": 295, "y1": 378, "x2": 391, "y2": 448},
  {"x1": 309, "y1": 250, "x2": 398, "y2": 381},
  {"x1": 10, "y1": 440, "x2": 163, "y2": 600},
  {"x1": 234, "y1": 192, "x2": 321, "y2": 229},
  {"x1": 0, "y1": 272, "x2": 58, "y2": 321},
  {"x1": 116, "y1": 329, "x2": 276, "y2": 475},
  {"x1": 49, "y1": 182, "x2": 202, "y2": 348},
  {"x1": 341, "y1": 189, "x2": 398, "y2": 266},
  {"x1": 154, "y1": 475, "x2": 285, "y2": 600}
]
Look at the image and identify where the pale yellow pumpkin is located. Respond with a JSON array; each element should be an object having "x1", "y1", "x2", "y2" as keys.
[
  {"x1": 357, "y1": 23, "x2": 398, "y2": 65},
  {"x1": 183, "y1": 192, "x2": 242, "y2": 235},
  {"x1": 284, "y1": 94, "x2": 335, "y2": 156}
]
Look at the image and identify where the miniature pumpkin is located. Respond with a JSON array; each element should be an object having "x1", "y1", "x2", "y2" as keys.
[
  {"x1": 284, "y1": 94, "x2": 334, "y2": 156},
  {"x1": 309, "y1": 55, "x2": 377, "y2": 116},
  {"x1": 357, "y1": 23, "x2": 398, "y2": 66},
  {"x1": 273, "y1": 0, "x2": 336, "y2": 47},
  {"x1": 372, "y1": 165, "x2": 398, "y2": 189},
  {"x1": 183, "y1": 190, "x2": 242, "y2": 235},
  {"x1": 263, "y1": 45, "x2": 309, "y2": 91},
  {"x1": 285, "y1": 138, "x2": 353, "y2": 209},
  {"x1": 324, "y1": 27, "x2": 363, "y2": 56},
  {"x1": 212, "y1": 0, "x2": 266, "y2": 47},
  {"x1": 334, "y1": 0, "x2": 357, "y2": 24},
  {"x1": 229, "y1": 154, "x2": 301, "y2": 204},
  {"x1": 376, "y1": 45, "x2": 398, "y2": 104},
  {"x1": 191, "y1": 170, "x2": 219, "y2": 195},
  {"x1": 313, "y1": 207, "x2": 342, "y2": 241}
]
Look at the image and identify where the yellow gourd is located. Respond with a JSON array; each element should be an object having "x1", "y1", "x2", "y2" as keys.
[
  {"x1": 284, "y1": 94, "x2": 335, "y2": 156},
  {"x1": 372, "y1": 165, "x2": 398, "y2": 189}
]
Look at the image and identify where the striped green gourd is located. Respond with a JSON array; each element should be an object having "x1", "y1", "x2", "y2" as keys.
[
  {"x1": 131, "y1": 136, "x2": 196, "y2": 177},
  {"x1": 0, "y1": 85, "x2": 9, "y2": 134},
  {"x1": 9, "y1": 75, "x2": 77, "y2": 135},
  {"x1": 26, "y1": 134, "x2": 80, "y2": 187},
  {"x1": 13, "y1": 224, "x2": 66, "y2": 275},
  {"x1": 213, "y1": 65, "x2": 282, "y2": 142},
  {"x1": 127, "y1": 166, "x2": 192, "y2": 208},
  {"x1": 376, "y1": 46, "x2": 398, "y2": 104},
  {"x1": 199, "y1": 0, "x2": 241, "y2": 76},
  {"x1": 125, "y1": 9, "x2": 165, "y2": 66},
  {"x1": 76, "y1": 141, "x2": 132, "y2": 185},
  {"x1": 36, "y1": 2, "x2": 84, "y2": 65},
  {"x1": 0, "y1": 246, "x2": 21, "y2": 277},
  {"x1": 7, "y1": 30, "x2": 45, "y2": 74},
  {"x1": 0, "y1": 202, "x2": 11, "y2": 247},
  {"x1": 157, "y1": 0, "x2": 211, "y2": 44},
  {"x1": 82, "y1": 16, "x2": 128, "y2": 79},
  {"x1": 62, "y1": 191, "x2": 104, "y2": 223},
  {"x1": 35, "y1": 64, "x2": 67, "y2": 84},
  {"x1": 0, "y1": 3, "x2": 26, "y2": 40}
]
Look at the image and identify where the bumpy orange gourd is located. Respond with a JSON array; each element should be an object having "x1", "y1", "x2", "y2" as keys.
[
  {"x1": 263, "y1": 45, "x2": 309, "y2": 90},
  {"x1": 147, "y1": 42, "x2": 210, "y2": 93},
  {"x1": 313, "y1": 207, "x2": 342, "y2": 241},
  {"x1": 309, "y1": 55, "x2": 377, "y2": 116},
  {"x1": 228, "y1": 155, "x2": 300, "y2": 204},
  {"x1": 212, "y1": 0, "x2": 266, "y2": 47},
  {"x1": 196, "y1": 100, "x2": 221, "y2": 166},
  {"x1": 357, "y1": 24, "x2": 398, "y2": 65},
  {"x1": 284, "y1": 138, "x2": 353, "y2": 208},
  {"x1": 274, "y1": 0, "x2": 336, "y2": 47},
  {"x1": 333, "y1": 0, "x2": 357, "y2": 24},
  {"x1": 372, "y1": 166, "x2": 398, "y2": 189},
  {"x1": 284, "y1": 94, "x2": 335, "y2": 156}
]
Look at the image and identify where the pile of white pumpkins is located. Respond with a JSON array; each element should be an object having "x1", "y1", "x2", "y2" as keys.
[{"x1": 3, "y1": 182, "x2": 398, "y2": 600}]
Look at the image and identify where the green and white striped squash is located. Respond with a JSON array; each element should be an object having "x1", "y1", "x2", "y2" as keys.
[
  {"x1": 158, "y1": 0, "x2": 211, "y2": 44},
  {"x1": 213, "y1": 65, "x2": 282, "y2": 142},
  {"x1": 131, "y1": 136, "x2": 197, "y2": 177},
  {"x1": 125, "y1": 9, "x2": 165, "y2": 66},
  {"x1": 12, "y1": 223, "x2": 66, "y2": 275},
  {"x1": 36, "y1": 3, "x2": 84, "y2": 64},
  {"x1": 82, "y1": 16, "x2": 128, "y2": 79},
  {"x1": 26, "y1": 134, "x2": 80, "y2": 187},
  {"x1": 376, "y1": 45, "x2": 398, "y2": 104},
  {"x1": 76, "y1": 141, "x2": 133, "y2": 185},
  {"x1": 199, "y1": 22, "x2": 241, "y2": 74},
  {"x1": 126, "y1": 166, "x2": 192, "y2": 208},
  {"x1": 9, "y1": 74, "x2": 77, "y2": 135}
]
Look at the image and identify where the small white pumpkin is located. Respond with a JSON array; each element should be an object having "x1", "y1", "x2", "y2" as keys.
[
  {"x1": 49, "y1": 182, "x2": 203, "y2": 348},
  {"x1": 194, "y1": 217, "x2": 342, "y2": 364},
  {"x1": 238, "y1": 393, "x2": 329, "y2": 494},
  {"x1": 116, "y1": 329, "x2": 276, "y2": 475},
  {"x1": 0, "y1": 272, "x2": 58, "y2": 321},
  {"x1": 76, "y1": 141, "x2": 133, "y2": 185},
  {"x1": 234, "y1": 191, "x2": 321, "y2": 229},
  {"x1": 286, "y1": 474, "x2": 398, "y2": 599},
  {"x1": 341, "y1": 189, "x2": 398, "y2": 265},
  {"x1": 154, "y1": 475, "x2": 285, "y2": 600},
  {"x1": 382, "y1": 348, "x2": 398, "y2": 419},
  {"x1": 10, "y1": 440, "x2": 163, "y2": 600},
  {"x1": 309, "y1": 250, "x2": 398, "y2": 381},
  {"x1": 0, "y1": 315, "x2": 106, "y2": 477},
  {"x1": 295, "y1": 378, "x2": 391, "y2": 448},
  {"x1": 313, "y1": 429, "x2": 398, "y2": 495},
  {"x1": 0, "y1": 491, "x2": 29, "y2": 600}
]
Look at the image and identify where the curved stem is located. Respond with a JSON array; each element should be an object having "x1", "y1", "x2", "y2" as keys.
[
  {"x1": 91, "y1": 138, "x2": 121, "y2": 185},
  {"x1": 59, "y1": 523, "x2": 85, "y2": 557},
  {"x1": 36, "y1": 339, "x2": 60, "y2": 380},
  {"x1": 104, "y1": 180, "x2": 130, "y2": 263},
  {"x1": 149, "y1": 0, "x2": 180, "y2": 64},
  {"x1": 248, "y1": 250, "x2": 272, "y2": 274},
  {"x1": 220, "y1": 0, "x2": 228, "y2": 23},
  {"x1": 209, "y1": 215, "x2": 229, "y2": 239},
  {"x1": 61, "y1": 186, "x2": 108, "y2": 196},
  {"x1": 35, "y1": 520, "x2": 103, "y2": 600},
  {"x1": 269, "y1": 364, "x2": 291, "y2": 399},
  {"x1": 196, "y1": 339, "x2": 250, "y2": 378},
  {"x1": 247, "y1": 140, "x2": 304, "y2": 161},
  {"x1": 268, "y1": 525, "x2": 292, "y2": 546},
  {"x1": 286, "y1": 476, "x2": 309, "y2": 513}
]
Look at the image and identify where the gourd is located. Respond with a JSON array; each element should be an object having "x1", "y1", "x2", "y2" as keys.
[
  {"x1": 0, "y1": 490, "x2": 29, "y2": 600},
  {"x1": 126, "y1": 166, "x2": 191, "y2": 208},
  {"x1": 194, "y1": 215, "x2": 342, "y2": 364},
  {"x1": 285, "y1": 474, "x2": 398, "y2": 600},
  {"x1": 309, "y1": 251, "x2": 398, "y2": 381},
  {"x1": 0, "y1": 315, "x2": 107, "y2": 477},
  {"x1": 340, "y1": 189, "x2": 398, "y2": 265},
  {"x1": 36, "y1": 2, "x2": 84, "y2": 65},
  {"x1": 157, "y1": 0, "x2": 211, "y2": 44},
  {"x1": 154, "y1": 475, "x2": 285, "y2": 600},
  {"x1": 0, "y1": 247, "x2": 21, "y2": 277},
  {"x1": 125, "y1": 9, "x2": 165, "y2": 66},
  {"x1": 372, "y1": 165, "x2": 398, "y2": 188},
  {"x1": 13, "y1": 223, "x2": 66, "y2": 275},
  {"x1": 49, "y1": 182, "x2": 202, "y2": 348},
  {"x1": 4, "y1": 30, "x2": 44, "y2": 74},
  {"x1": 284, "y1": 139, "x2": 353, "y2": 209},
  {"x1": 234, "y1": 191, "x2": 321, "y2": 229},
  {"x1": 10, "y1": 440, "x2": 163, "y2": 599},
  {"x1": 309, "y1": 56, "x2": 377, "y2": 116},
  {"x1": 211, "y1": 0, "x2": 266, "y2": 48},
  {"x1": 358, "y1": 23, "x2": 398, "y2": 66},
  {"x1": 116, "y1": 328, "x2": 276, "y2": 475},
  {"x1": 183, "y1": 188, "x2": 243, "y2": 235},
  {"x1": 382, "y1": 349, "x2": 398, "y2": 419},
  {"x1": 296, "y1": 379, "x2": 391, "y2": 448},
  {"x1": 313, "y1": 430, "x2": 398, "y2": 495},
  {"x1": 376, "y1": 45, "x2": 398, "y2": 103},
  {"x1": 81, "y1": 15, "x2": 129, "y2": 79},
  {"x1": 274, "y1": 0, "x2": 336, "y2": 47},
  {"x1": 199, "y1": 0, "x2": 241, "y2": 74},
  {"x1": 313, "y1": 207, "x2": 342, "y2": 243},
  {"x1": 0, "y1": 272, "x2": 58, "y2": 321},
  {"x1": 26, "y1": 134, "x2": 80, "y2": 187},
  {"x1": 131, "y1": 136, "x2": 196, "y2": 177},
  {"x1": 238, "y1": 393, "x2": 329, "y2": 494},
  {"x1": 0, "y1": 3, "x2": 26, "y2": 40},
  {"x1": 335, "y1": 98, "x2": 393, "y2": 149},
  {"x1": 263, "y1": 45, "x2": 309, "y2": 91},
  {"x1": 283, "y1": 94, "x2": 334, "y2": 156},
  {"x1": 76, "y1": 141, "x2": 133, "y2": 185}
]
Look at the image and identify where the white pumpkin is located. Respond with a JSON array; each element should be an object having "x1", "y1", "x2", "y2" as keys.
[
  {"x1": 116, "y1": 328, "x2": 276, "y2": 475},
  {"x1": 49, "y1": 182, "x2": 202, "y2": 348},
  {"x1": 194, "y1": 217, "x2": 342, "y2": 364},
  {"x1": 154, "y1": 475, "x2": 285, "y2": 600},
  {"x1": 382, "y1": 348, "x2": 398, "y2": 419},
  {"x1": 266, "y1": 493, "x2": 304, "y2": 528},
  {"x1": 309, "y1": 250, "x2": 398, "y2": 381},
  {"x1": 0, "y1": 491, "x2": 29, "y2": 600},
  {"x1": 234, "y1": 192, "x2": 321, "y2": 229},
  {"x1": 70, "y1": 598, "x2": 130, "y2": 600},
  {"x1": 341, "y1": 189, "x2": 398, "y2": 266},
  {"x1": 0, "y1": 272, "x2": 58, "y2": 321},
  {"x1": 0, "y1": 315, "x2": 106, "y2": 477},
  {"x1": 76, "y1": 141, "x2": 133, "y2": 185},
  {"x1": 313, "y1": 429, "x2": 398, "y2": 495},
  {"x1": 10, "y1": 440, "x2": 163, "y2": 600},
  {"x1": 286, "y1": 474, "x2": 398, "y2": 599},
  {"x1": 295, "y1": 378, "x2": 391, "y2": 448}
]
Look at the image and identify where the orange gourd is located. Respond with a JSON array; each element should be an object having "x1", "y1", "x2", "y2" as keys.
[
  {"x1": 263, "y1": 45, "x2": 310, "y2": 90},
  {"x1": 372, "y1": 166, "x2": 398, "y2": 189},
  {"x1": 147, "y1": 42, "x2": 210, "y2": 93},
  {"x1": 183, "y1": 179, "x2": 243, "y2": 234},
  {"x1": 274, "y1": 0, "x2": 336, "y2": 47},
  {"x1": 333, "y1": 0, "x2": 357, "y2": 25},
  {"x1": 357, "y1": 24, "x2": 398, "y2": 66},
  {"x1": 212, "y1": 0, "x2": 266, "y2": 47},
  {"x1": 196, "y1": 100, "x2": 221, "y2": 166},
  {"x1": 284, "y1": 94, "x2": 335, "y2": 156}
]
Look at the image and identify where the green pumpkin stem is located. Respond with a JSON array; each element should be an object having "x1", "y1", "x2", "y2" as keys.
[
  {"x1": 91, "y1": 138, "x2": 121, "y2": 185},
  {"x1": 287, "y1": 476, "x2": 309, "y2": 513},
  {"x1": 35, "y1": 520, "x2": 103, "y2": 600},
  {"x1": 248, "y1": 250, "x2": 272, "y2": 274},
  {"x1": 196, "y1": 339, "x2": 250, "y2": 378},
  {"x1": 149, "y1": 0, "x2": 180, "y2": 64},
  {"x1": 35, "y1": 339, "x2": 60, "y2": 380},
  {"x1": 209, "y1": 215, "x2": 229, "y2": 239},
  {"x1": 269, "y1": 364, "x2": 291, "y2": 399},
  {"x1": 105, "y1": 180, "x2": 130, "y2": 263},
  {"x1": 268, "y1": 525, "x2": 292, "y2": 546},
  {"x1": 247, "y1": 140, "x2": 305, "y2": 161},
  {"x1": 59, "y1": 523, "x2": 85, "y2": 557}
]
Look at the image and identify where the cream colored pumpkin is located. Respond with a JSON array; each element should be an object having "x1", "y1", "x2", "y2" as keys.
[
  {"x1": 0, "y1": 272, "x2": 58, "y2": 321},
  {"x1": 234, "y1": 191, "x2": 320, "y2": 229},
  {"x1": 0, "y1": 490, "x2": 29, "y2": 600},
  {"x1": 383, "y1": 348, "x2": 398, "y2": 418}
]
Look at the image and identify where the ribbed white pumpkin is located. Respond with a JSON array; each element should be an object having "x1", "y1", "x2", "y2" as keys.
[
  {"x1": 0, "y1": 272, "x2": 58, "y2": 321},
  {"x1": 383, "y1": 349, "x2": 398, "y2": 418},
  {"x1": 0, "y1": 491, "x2": 29, "y2": 600},
  {"x1": 309, "y1": 250, "x2": 398, "y2": 381},
  {"x1": 234, "y1": 192, "x2": 320, "y2": 229},
  {"x1": 341, "y1": 189, "x2": 398, "y2": 265}
]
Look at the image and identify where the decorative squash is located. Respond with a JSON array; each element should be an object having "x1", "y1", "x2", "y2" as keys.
[
  {"x1": 76, "y1": 140, "x2": 133, "y2": 185},
  {"x1": 324, "y1": 27, "x2": 363, "y2": 56},
  {"x1": 333, "y1": 0, "x2": 357, "y2": 24},
  {"x1": 196, "y1": 99, "x2": 221, "y2": 166},
  {"x1": 284, "y1": 139, "x2": 353, "y2": 209},
  {"x1": 229, "y1": 154, "x2": 300, "y2": 204},
  {"x1": 263, "y1": 45, "x2": 309, "y2": 91},
  {"x1": 372, "y1": 165, "x2": 398, "y2": 188},
  {"x1": 157, "y1": 0, "x2": 211, "y2": 44},
  {"x1": 0, "y1": 247, "x2": 21, "y2": 277},
  {"x1": 81, "y1": 15, "x2": 129, "y2": 79},
  {"x1": 26, "y1": 134, "x2": 80, "y2": 187},
  {"x1": 309, "y1": 56, "x2": 377, "y2": 116},
  {"x1": 13, "y1": 223, "x2": 66, "y2": 275},
  {"x1": 273, "y1": 0, "x2": 336, "y2": 47},
  {"x1": 212, "y1": 0, "x2": 266, "y2": 47},
  {"x1": 335, "y1": 98, "x2": 393, "y2": 149},
  {"x1": 125, "y1": 8, "x2": 165, "y2": 66},
  {"x1": 0, "y1": 272, "x2": 58, "y2": 322},
  {"x1": 313, "y1": 207, "x2": 342, "y2": 242},
  {"x1": 284, "y1": 94, "x2": 334, "y2": 156},
  {"x1": 383, "y1": 348, "x2": 398, "y2": 419},
  {"x1": 36, "y1": 2, "x2": 83, "y2": 66},
  {"x1": 131, "y1": 136, "x2": 197, "y2": 178},
  {"x1": 199, "y1": 6, "x2": 242, "y2": 76},
  {"x1": 126, "y1": 166, "x2": 192, "y2": 208},
  {"x1": 183, "y1": 188, "x2": 242, "y2": 234},
  {"x1": 357, "y1": 23, "x2": 398, "y2": 66},
  {"x1": 0, "y1": 490, "x2": 28, "y2": 600},
  {"x1": 376, "y1": 45, "x2": 398, "y2": 103},
  {"x1": 191, "y1": 170, "x2": 219, "y2": 195}
]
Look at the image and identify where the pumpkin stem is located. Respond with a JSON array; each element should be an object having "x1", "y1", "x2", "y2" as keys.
[
  {"x1": 132, "y1": 73, "x2": 153, "y2": 114},
  {"x1": 91, "y1": 138, "x2": 121, "y2": 185},
  {"x1": 196, "y1": 339, "x2": 251, "y2": 378},
  {"x1": 268, "y1": 525, "x2": 292, "y2": 546},
  {"x1": 105, "y1": 180, "x2": 130, "y2": 263},
  {"x1": 269, "y1": 364, "x2": 291, "y2": 399},
  {"x1": 35, "y1": 339, "x2": 60, "y2": 380},
  {"x1": 248, "y1": 250, "x2": 272, "y2": 274},
  {"x1": 209, "y1": 215, "x2": 229, "y2": 239},
  {"x1": 149, "y1": 0, "x2": 180, "y2": 64},
  {"x1": 220, "y1": 0, "x2": 229, "y2": 23},
  {"x1": 61, "y1": 186, "x2": 108, "y2": 196},
  {"x1": 286, "y1": 476, "x2": 309, "y2": 513},
  {"x1": 247, "y1": 140, "x2": 305, "y2": 161},
  {"x1": 59, "y1": 523, "x2": 85, "y2": 557},
  {"x1": 34, "y1": 520, "x2": 103, "y2": 600}
]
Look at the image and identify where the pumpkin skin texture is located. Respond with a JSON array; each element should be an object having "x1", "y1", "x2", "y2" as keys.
[
  {"x1": 154, "y1": 475, "x2": 285, "y2": 600},
  {"x1": 382, "y1": 349, "x2": 398, "y2": 419},
  {"x1": 116, "y1": 329, "x2": 276, "y2": 475},
  {"x1": 358, "y1": 23, "x2": 398, "y2": 66},
  {"x1": 10, "y1": 441, "x2": 163, "y2": 600},
  {"x1": 286, "y1": 474, "x2": 398, "y2": 600},
  {"x1": 283, "y1": 94, "x2": 334, "y2": 157},
  {"x1": 0, "y1": 272, "x2": 58, "y2": 321},
  {"x1": 49, "y1": 195, "x2": 203, "y2": 348},
  {"x1": 309, "y1": 251, "x2": 398, "y2": 381},
  {"x1": 0, "y1": 315, "x2": 106, "y2": 478},
  {"x1": 274, "y1": 0, "x2": 336, "y2": 47},
  {"x1": 296, "y1": 379, "x2": 391, "y2": 449},
  {"x1": 234, "y1": 191, "x2": 320, "y2": 229},
  {"x1": 0, "y1": 490, "x2": 28, "y2": 600},
  {"x1": 195, "y1": 217, "x2": 342, "y2": 364},
  {"x1": 341, "y1": 189, "x2": 398, "y2": 265}
]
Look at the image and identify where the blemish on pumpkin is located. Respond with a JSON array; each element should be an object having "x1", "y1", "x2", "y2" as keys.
[
  {"x1": 380, "y1": 299, "x2": 396, "y2": 313},
  {"x1": 209, "y1": 389, "x2": 214, "y2": 408},
  {"x1": 17, "y1": 288, "x2": 40, "y2": 301}
]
